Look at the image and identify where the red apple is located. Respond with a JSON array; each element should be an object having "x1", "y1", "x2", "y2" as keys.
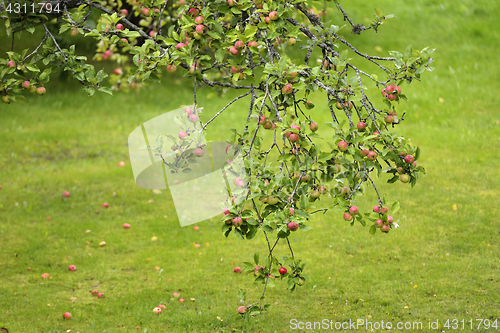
[
  {"x1": 338, "y1": 141, "x2": 348, "y2": 152},
  {"x1": 189, "y1": 114, "x2": 199, "y2": 122},
  {"x1": 194, "y1": 148, "x2": 204, "y2": 157},
  {"x1": 282, "y1": 83, "x2": 292, "y2": 94},
  {"x1": 289, "y1": 207, "x2": 295, "y2": 215},
  {"x1": 373, "y1": 206, "x2": 380, "y2": 213},
  {"x1": 381, "y1": 224, "x2": 390, "y2": 232},
  {"x1": 279, "y1": 267, "x2": 287, "y2": 275},
  {"x1": 259, "y1": 115, "x2": 267, "y2": 125},
  {"x1": 142, "y1": 7, "x2": 150, "y2": 15},
  {"x1": 195, "y1": 16, "x2": 204, "y2": 24},
  {"x1": 357, "y1": 122, "x2": 367, "y2": 131},
  {"x1": 361, "y1": 148, "x2": 369, "y2": 157},
  {"x1": 380, "y1": 206, "x2": 389, "y2": 214},
  {"x1": 404, "y1": 155, "x2": 415, "y2": 164},
  {"x1": 367, "y1": 151, "x2": 377, "y2": 161},
  {"x1": 385, "y1": 115, "x2": 394, "y2": 123},
  {"x1": 229, "y1": 46, "x2": 239, "y2": 55},
  {"x1": 176, "y1": 43, "x2": 186, "y2": 50},
  {"x1": 22, "y1": 81, "x2": 31, "y2": 89},
  {"x1": 309, "y1": 122, "x2": 318, "y2": 132},
  {"x1": 287, "y1": 221, "x2": 299, "y2": 231},
  {"x1": 63, "y1": 312, "x2": 72, "y2": 319},
  {"x1": 102, "y1": 202, "x2": 109, "y2": 208},
  {"x1": 123, "y1": 223, "x2": 130, "y2": 229},
  {"x1": 63, "y1": 191, "x2": 70, "y2": 197},
  {"x1": 234, "y1": 266, "x2": 241, "y2": 273},
  {"x1": 232, "y1": 217, "x2": 243, "y2": 227},
  {"x1": 349, "y1": 206, "x2": 359, "y2": 215},
  {"x1": 269, "y1": 11, "x2": 278, "y2": 20},
  {"x1": 387, "y1": 94, "x2": 397, "y2": 101},
  {"x1": 116, "y1": 23, "x2": 124, "y2": 30},
  {"x1": 237, "y1": 306, "x2": 246, "y2": 314},
  {"x1": 343, "y1": 213, "x2": 352, "y2": 221},
  {"x1": 188, "y1": 7, "x2": 199, "y2": 16},
  {"x1": 36, "y1": 87, "x2": 46, "y2": 95},
  {"x1": 120, "y1": 9, "x2": 128, "y2": 15},
  {"x1": 375, "y1": 219, "x2": 384, "y2": 228},
  {"x1": 68, "y1": 265, "x2": 76, "y2": 271},
  {"x1": 114, "y1": 68, "x2": 122, "y2": 75},
  {"x1": 7, "y1": 60, "x2": 15, "y2": 68},
  {"x1": 92, "y1": 290, "x2": 99, "y2": 295},
  {"x1": 97, "y1": 292, "x2": 105, "y2": 298},
  {"x1": 289, "y1": 133, "x2": 299, "y2": 142}
]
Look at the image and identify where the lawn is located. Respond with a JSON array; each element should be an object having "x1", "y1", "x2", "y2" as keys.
[{"x1": 1, "y1": 0, "x2": 500, "y2": 332}]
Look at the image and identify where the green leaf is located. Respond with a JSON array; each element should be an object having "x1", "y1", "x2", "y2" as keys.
[
  {"x1": 414, "y1": 146, "x2": 421, "y2": 161},
  {"x1": 369, "y1": 225, "x2": 376, "y2": 235},
  {"x1": 254, "y1": 253, "x2": 259, "y2": 266},
  {"x1": 390, "y1": 201, "x2": 400, "y2": 214},
  {"x1": 374, "y1": 8, "x2": 383, "y2": 18}
]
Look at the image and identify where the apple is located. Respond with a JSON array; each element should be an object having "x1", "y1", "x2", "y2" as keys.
[
  {"x1": 188, "y1": 7, "x2": 199, "y2": 16},
  {"x1": 263, "y1": 121, "x2": 273, "y2": 130},
  {"x1": 259, "y1": 115, "x2": 267, "y2": 125},
  {"x1": 338, "y1": 141, "x2": 348, "y2": 152},
  {"x1": 385, "y1": 115, "x2": 394, "y2": 123},
  {"x1": 121, "y1": 38, "x2": 128, "y2": 43},
  {"x1": 305, "y1": 101, "x2": 315, "y2": 110},
  {"x1": 375, "y1": 219, "x2": 384, "y2": 228},
  {"x1": 301, "y1": 174, "x2": 312, "y2": 183},
  {"x1": 142, "y1": 7, "x2": 150, "y2": 15},
  {"x1": 195, "y1": 24, "x2": 204, "y2": 34},
  {"x1": 254, "y1": 265, "x2": 264, "y2": 276},
  {"x1": 68, "y1": 265, "x2": 76, "y2": 271},
  {"x1": 289, "y1": 133, "x2": 299, "y2": 142},
  {"x1": 7, "y1": 60, "x2": 15, "y2": 68},
  {"x1": 120, "y1": 9, "x2": 128, "y2": 15},
  {"x1": 41, "y1": 273, "x2": 50, "y2": 279},
  {"x1": 153, "y1": 307, "x2": 162, "y2": 314},
  {"x1": 173, "y1": 292, "x2": 180, "y2": 297},
  {"x1": 99, "y1": 241, "x2": 106, "y2": 247},
  {"x1": 264, "y1": 16, "x2": 271, "y2": 24},
  {"x1": 340, "y1": 186, "x2": 351, "y2": 196},
  {"x1": 381, "y1": 224, "x2": 390, "y2": 232},
  {"x1": 234, "y1": 266, "x2": 241, "y2": 273},
  {"x1": 349, "y1": 206, "x2": 359, "y2": 215},
  {"x1": 343, "y1": 213, "x2": 352, "y2": 221},
  {"x1": 380, "y1": 206, "x2": 389, "y2": 214},
  {"x1": 269, "y1": 11, "x2": 278, "y2": 20},
  {"x1": 267, "y1": 197, "x2": 278, "y2": 205},
  {"x1": 400, "y1": 174, "x2": 410, "y2": 183},
  {"x1": 237, "y1": 306, "x2": 246, "y2": 314},
  {"x1": 123, "y1": 223, "x2": 131, "y2": 229},
  {"x1": 367, "y1": 151, "x2": 377, "y2": 161},
  {"x1": 387, "y1": 216, "x2": 394, "y2": 223},
  {"x1": 158, "y1": 304, "x2": 166, "y2": 309},
  {"x1": 287, "y1": 38, "x2": 296, "y2": 46},
  {"x1": 289, "y1": 208, "x2": 295, "y2": 215},
  {"x1": 178, "y1": 131, "x2": 188, "y2": 139},
  {"x1": 194, "y1": 148, "x2": 204, "y2": 157},
  {"x1": 412, "y1": 161, "x2": 417, "y2": 167},
  {"x1": 248, "y1": 40, "x2": 258, "y2": 47},
  {"x1": 385, "y1": 85, "x2": 395, "y2": 93},
  {"x1": 176, "y1": 43, "x2": 186, "y2": 50},
  {"x1": 394, "y1": 86, "x2": 401, "y2": 94},
  {"x1": 357, "y1": 122, "x2": 367, "y2": 131},
  {"x1": 46, "y1": 217, "x2": 51, "y2": 220},
  {"x1": 22, "y1": 81, "x2": 31, "y2": 89},
  {"x1": 387, "y1": 94, "x2": 397, "y2": 101},
  {"x1": 310, "y1": 190, "x2": 320, "y2": 199},
  {"x1": 234, "y1": 40, "x2": 244, "y2": 49},
  {"x1": 185, "y1": 107, "x2": 193, "y2": 116},
  {"x1": 282, "y1": 83, "x2": 293, "y2": 94},
  {"x1": 102, "y1": 202, "x2": 109, "y2": 208},
  {"x1": 2, "y1": 96, "x2": 11, "y2": 104},
  {"x1": 92, "y1": 290, "x2": 99, "y2": 295},
  {"x1": 298, "y1": 277, "x2": 305, "y2": 286},
  {"x1": 167, "y1": 64, "x2": 177, "y2": 72},
  {"x1": 397, "y1": 167, "x2": 405, "y2": 174},
  {"x1": 193, "y1": 226, "x2": 200, "y2": 231},
  {"x1": 36, "y1": 87, "x2": 46, "y2": 95},
  {"x1": 114, "y1": 68, "x2": 122, "y2": 75},
  {"x1": 195, "y1": 16, "x2": 204, "y2": 24},
  {"x1": 229, "y1": 46, "x2": 239, "y2": 55},
  {"x1": 287, "y1": 221, "x2": 299, "y2": 231},
  {"x1": 149, "y1": 30, "x2": 157, "y2": 38},
  {"x1": 232, "y1": 217, "x2": 243, "y2": 227},
  {"x1": 279, "y1": 267, "x2": 287, "y2": 275},
  {"x1": 309, "y1": 122, "x2": 318, "y2": 132},
  {"x1": 189, "y1": 114, "x2": 199, "y2": 122},
  {"x1": 361, "y1": 148, "x2": 369, "y2": 157},
  {"x1": 404, "y1": 155, "x2": 415, "y2": 164},
  {"x1": 97, "y1": 292, "x2": 105, "y2": 298},
  {"x1": 116, "y1": 23, "x2": 124, "y2": 30},
  {"x1": 179, "y1": 298, "x2": 185, "y2": 303},
  {"x1": 63, "y1": 312, "x2": 72, "y2": 319},
  {"x1": 373, "y1": 206, "x2": 380, "y2": 213}
]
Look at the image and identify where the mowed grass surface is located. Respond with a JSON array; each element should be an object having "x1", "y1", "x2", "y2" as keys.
[{"x1": 1, "y1": 0, "x2": 500, "y2": 332}]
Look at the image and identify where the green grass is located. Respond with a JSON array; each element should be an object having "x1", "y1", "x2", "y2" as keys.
[{"x1": 1, "y1": 0, "x2": 500, "y2": 332}]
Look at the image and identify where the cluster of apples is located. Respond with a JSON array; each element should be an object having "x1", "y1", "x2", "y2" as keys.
[
  {"x1": 223, "y1": 207, "x2": 245, "y2": 227},
  {"x1": 381, "y1": 84, "x2": 402, "y2": 101},
  {"x1": 372, "y1": 205, "x2": 394, "y2": 233},
  {"x1": 397, "y1": 154, "x2": 416, "y2": 183}
]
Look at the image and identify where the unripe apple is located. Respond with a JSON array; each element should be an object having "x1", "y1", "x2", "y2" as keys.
[
  {"x1": 7, "y1": 60, "x2": 15, "y2": 68},
  {"x1": 194, "y1": 148, "x2": 204, "y2": 157},
  {"x1": 195, "y1": 16, "x2": 204, "y2": 24},
  {"x1": 287, "y1": 221, "x2": 299, "y2": 231},
  {"x1": 337, "y1": 141, "x2": 348, "y2": 152},
  {"x1": 309, "y1": 122, "x2": 318, "y2": 132},
  {"x1": 99, "y1": 241, "x2": 106, "y2": 247},
  {"x1": 318, "y1": 186, "x2": 328, "y2": 194},
  {"x1": 116, "y1": 23, "x2": 124, "y2": 30},
  {"x1": 267, "y1": 197, "x2": 279, "y2": 205},
  {"x1": 232, "y1": 217, "x2": 243, "y2": 227},
  {"x1": 412, "y1": 161, "x2": 417, "y2": 167},
  {"x1": 385, "y1": 115, "x2": 394, "y2": 123},
  {"x1": 248, "y1": 40, "x2": 258, "y2": 47},
  {"x1": 404, "y1": 155, "x2": 415, "y2": 164},
  {"x1": 1, "y1": 95, "x2": 11, "y2": 104},
  {"x1": 167, "y1": 64, "x2": 177, "y2": 72},
  {"x1": 263, "y1": 121, "x2": 273, "y2": 129},
  {"x1": 259, "y1": 115, "x2": 267, "y2": 125},
  {"x1": 367, "y1": 151, "x2": 377, "y2": 161},
  {"x1": 279, "y1": 267, "x2": 287, "y2": 275},
  {"x1": 63, "y1": 312, "x2": 72, "y2": 319},
  {"x1": 304, "y1": 101, "x2": 315, "y2": 110},
  {"x1": 340, "y1": 186, "x2": 351, "y2": 196},
  {"x1": 22, "y1": 81, "x2": 31, "y2": 89},
  {"x1": 349, "y1": 206, "x2": 359, "y2": 215},
  {"x1": 176, "y1": 43, "x2": 186, "y2": 50},
  {"x1": 287, "y1": 38, "x2": 296, "y2": 46},
  {"x1": 310, "y1": 190, "x2": 320, "y2": 199},
  {"x1": 360, "y1": 148, "x2": 369, "y2": 157},
  {"x1": 237, "y1": 306, "x2": 246, "y2": 314},
  {"x1": 301, "y1": 174, "x2": 311, "y2": 182},
  {"x1": 282, "y1": 83, "x2": 292, "y2": 94},
  {"x1": 375, "y1": 219, "x2": 384, "y2": 228},
  {"x1": 269, "y1": 11, "x2": 278, "y2": 20},
  {"x1": 343, "y1": 213, "x2": 352, "y2": 221},
  {"x1": 381, "y1": 224, "x2": 390, "y2": 232},
  {"x1": 253, "y1": 265, "x2": 264, "y2": 276},
  {"x1": 234, "y1": 266, "x2": 241, "y2": 273},
  {"x1": 289, "y1": 133, "x2": 299, "y2": 142},
  {"x1": 189, "y1": 114, "x2": 199, "y2": 122},
  {"x1": 142, "y1": 7, "x2": 150, "y2": 15},
  {"x1": 229, "y1": 46, "x2": 239, "y2": 55},
  {"x1": 400, "y1": 174, "x2": 410, "y2": 183},
  {"x1": 397, "y1": 167, "x2": 405, "y2": 174},
  {"x1": 36, "y1": 87, "x2": 46, "y2": 95}
]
